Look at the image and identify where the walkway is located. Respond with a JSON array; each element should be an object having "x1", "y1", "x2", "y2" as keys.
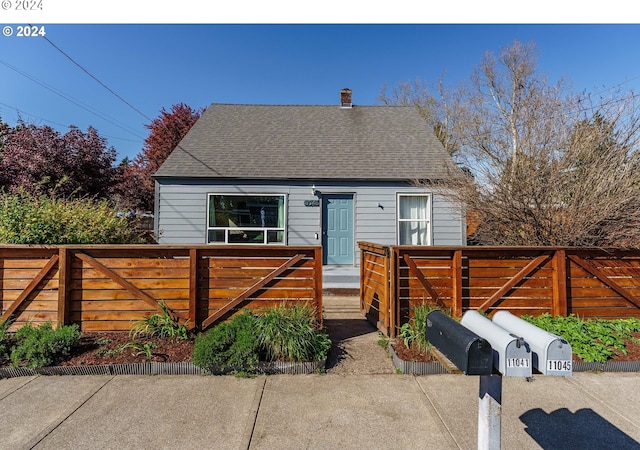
[{"x1": 323, "y1": 295, "x2": 395, "y2": 375}]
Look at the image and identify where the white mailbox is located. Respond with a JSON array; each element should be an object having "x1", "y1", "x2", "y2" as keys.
[
  {"x1": 492, "y1": 311, "x2": 572, "y2": 376},
  {"x1": 461, "y1": 310, "x2": 532, "y2": 377}
]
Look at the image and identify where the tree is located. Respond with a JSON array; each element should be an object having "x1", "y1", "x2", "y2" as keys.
[
  {"x1": 116, "y1": 103, "x2": 203, "y2": 211},
  {"x1": 383, "y1": 40, "x2": 640, "y2": 247},
  {"x1": 0, "y1": 123, "x2": 118, "y2": 199},
  {"x1": 378, "y1": 77, "x2": 464, "y2": 157}
]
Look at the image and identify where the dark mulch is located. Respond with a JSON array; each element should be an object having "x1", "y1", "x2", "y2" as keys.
[
  {"x1": 59, "y1": 332, "x2": 195, "y2": 366},
  {"x1": 393, "y1": 332, "x2": 640, "y2": 364},
  {"x1": 392, "y1": 339, "x2": 438, "y2": 362},
  {"x1": 598, "y1": 331, "x2": 640, "y2": 362}
]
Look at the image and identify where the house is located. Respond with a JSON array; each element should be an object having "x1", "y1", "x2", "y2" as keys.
[{"x1": 153, "y1": 89, "x2": 465, "y2": 265}]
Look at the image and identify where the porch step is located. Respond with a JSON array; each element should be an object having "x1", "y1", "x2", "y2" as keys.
[
  {"x1": 322, "y1": 266, "x2": 360, "y2": 290},
  {"x1": 322, "y1": 295, "x2": 361, "y2": 317}
]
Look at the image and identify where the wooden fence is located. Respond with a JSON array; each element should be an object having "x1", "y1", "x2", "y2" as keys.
[
  {"x1": 0, "y1": 245, "x2": 322, "y2": 332},
  {"x1": 359, "y1": 242, "x2": 640, "y2": 337}
]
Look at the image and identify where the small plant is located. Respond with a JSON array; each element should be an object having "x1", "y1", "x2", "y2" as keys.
[
  {"x1": 121, "y1": 341, "x2": 158, "y2": 362},
  {"x1": 131, "y1": 301, "x2": 189, "y2": 342},
  {"x1": 10, "y1": 321, "x2": 80, "y2": 368},
  {"x1": 95, "y1": 337, "x2": 111, "y2": 347},
  {"x1": 377, "y1": 332, "x2": 390, "y2": 349},
  {"x1": 96, "y1": 346, "x2": 124, "y2": 357},
  {"x1": 256, "y1": 303, "x2": 331, "y2": 363},
  {"x1": 398, "y1": 302, "x2": 439, "y2": 354}
]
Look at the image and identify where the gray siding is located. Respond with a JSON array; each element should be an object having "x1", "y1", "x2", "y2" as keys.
[
  {"x1": 156, "y1": 179, "x2": 465, "y2": 263},
  {"x1": 432, "y1": 194, "x2": 466, "y2": 246}
]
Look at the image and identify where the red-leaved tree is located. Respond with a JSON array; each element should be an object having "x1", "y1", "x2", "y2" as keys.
[
  {"x1": 116, "y1": 103, "x2": 203, "y2": 211},
  {"x1": 0, "y1": 122, "x2": 118, "y2": 199}
]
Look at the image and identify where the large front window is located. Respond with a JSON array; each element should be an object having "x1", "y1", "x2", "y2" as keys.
[
  {"x1": 207, "y1": 194, "x2": 286, "y2": 244},
  {"x1": 398, "y1": 194, "x2": 431, "y2": 245}
]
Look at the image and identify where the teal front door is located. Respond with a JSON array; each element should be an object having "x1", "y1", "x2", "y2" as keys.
[{"x1": 323, "y1": 194, "x2": 354, "y2": 265}]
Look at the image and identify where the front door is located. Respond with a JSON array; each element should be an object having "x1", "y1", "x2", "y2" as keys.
[{"x1": 322, "y1": 194, "x2": 354, "y2": 265}]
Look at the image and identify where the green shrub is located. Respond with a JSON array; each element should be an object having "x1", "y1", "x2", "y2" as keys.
[
  {"x1": 0, "y1": 190, "x2": 149, "y2": 244},
  {"x1": 191, "y1": 305, "x2": 332, "y2": 373},
  {"x1": 522, "y1": 314, "x2": 640, "y2": 363},
  {"x1": 131, "y1": 301, "x2": 190, "y2": 342},
  {"x1": 0, "y1": 318, "x2": 11, "y2": 360},
  {"x1": 191, "y1": 311, "x2": 260, "y2": 372},
  {"x1": 10, "y1": 322, "x2": 80, "y2": 368},
  {"x1": 256, "y1": 304, "x2": 331, "y2": 362}
]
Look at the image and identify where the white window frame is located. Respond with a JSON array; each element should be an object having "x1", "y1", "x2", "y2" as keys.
[
  {"x1": 397, "y1": 193, "x2": 432, "y2": 245},
  {"x1": 206, "y1": 193, "x2": 287, "y2": 245}
]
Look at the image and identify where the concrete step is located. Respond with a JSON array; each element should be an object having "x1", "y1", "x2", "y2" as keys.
[{"x1": 322, "y1": 295, "x2": 361, "y2": 318}]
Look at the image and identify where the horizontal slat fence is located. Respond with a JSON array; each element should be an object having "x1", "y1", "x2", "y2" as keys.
[
  {"x1": 359, "y1": 242, "x2": 392, "y2": 334},
  {"x1": 0, "y1": 245, "x2": 322, "y2": 332},
  {"x1": 358, "y1": 242, "x2": 640, "y2": 337}
]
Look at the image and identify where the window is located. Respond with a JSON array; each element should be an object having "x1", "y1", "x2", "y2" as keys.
[
  {"x1": 207, "y1": 194, "x2": 286, "y2": 244},
  {"x1": 398, "y1": 194, "x2": 431, "y2": 245}
]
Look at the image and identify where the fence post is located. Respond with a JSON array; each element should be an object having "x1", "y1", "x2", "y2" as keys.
[
  {"x1": 452, "y1": 249, "x2": 463, "y2": 317},
  {"x1": 189, "y1": 248, "x2": 199, "y2": 329},
  {"x1": 315, "y1": 246, "x2": 323, "y2": 326},
  {"x1": 382, "y1": 245, "x2": 390, "y2": 335},
  {"x1": 389, "y1": 246, "x2": 397, "y2": 338},
  {"x1": 57, "y1": 247, "x2": 71, "y2": 327},
  {"x1": 552, "y1": 249, "x2": 568, "y2": 316},
  {"x1": 359, "y1": 244, "x2": 365, "y2": 315}
]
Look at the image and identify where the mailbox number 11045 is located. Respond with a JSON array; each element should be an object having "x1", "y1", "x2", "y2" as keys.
[{"x1": 547, "y1": 360, "x2": 572, "y2": 372}]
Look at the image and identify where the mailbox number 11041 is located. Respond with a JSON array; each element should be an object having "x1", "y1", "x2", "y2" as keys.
[{"x1": 506, "y1": 358, "x2": 530, "y2": 368}]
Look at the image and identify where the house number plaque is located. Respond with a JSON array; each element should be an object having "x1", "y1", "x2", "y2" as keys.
[{"x1": 304, "y1": 200, "x2": 320, "y2": 207}]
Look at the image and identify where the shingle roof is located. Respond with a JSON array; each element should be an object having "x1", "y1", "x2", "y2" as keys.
[{"x1": 153, "y1": 103, "x2": 454, "y2": 180}]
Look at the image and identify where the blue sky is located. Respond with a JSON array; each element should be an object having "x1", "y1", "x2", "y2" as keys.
[{"x1": 2, "y1": 22, "x2": 640, "y2": 161}]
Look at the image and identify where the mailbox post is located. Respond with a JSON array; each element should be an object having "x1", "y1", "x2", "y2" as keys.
[
  {"x1": 425, "y1": 309, "x2": 572, "y2": 450},
  {"x1": 460, "y1": 310, "x2": 533, "y2": 450}
]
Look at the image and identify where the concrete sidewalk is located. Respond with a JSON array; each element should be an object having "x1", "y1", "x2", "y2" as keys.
[{"x1": 1, "y1": 372, "x2": 639, "y2": 449}]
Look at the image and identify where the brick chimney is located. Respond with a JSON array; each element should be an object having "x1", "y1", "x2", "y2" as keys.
[{"x1": 340, "y1": 88, "x2": 352, "y2": 108}]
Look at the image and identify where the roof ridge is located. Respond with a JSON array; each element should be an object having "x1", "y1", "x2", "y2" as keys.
[{"x1": 207, "y1": 103, "x2": 414, "y2": 108}]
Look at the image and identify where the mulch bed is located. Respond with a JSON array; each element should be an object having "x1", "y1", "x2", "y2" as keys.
[
  {"x1": 393, "y1": 331, "x2": 640, "y2": 364},
  {"x1": 60, "y1": 332, "x2": 195, "y2": 366},
  {"x1": 3, "y1": 330, "x2": 640, "y2": 369},
  {"x1": 392, "y1": 339, "x2": 439, "y2": 363}
]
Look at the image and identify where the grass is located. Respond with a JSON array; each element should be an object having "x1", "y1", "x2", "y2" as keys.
[
  {"x1": 256, "y1": 303, "x2": 331, "y2": 363},
  {"x1": 398, "y1": 302, "x2": 443, "y2": 354}
]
